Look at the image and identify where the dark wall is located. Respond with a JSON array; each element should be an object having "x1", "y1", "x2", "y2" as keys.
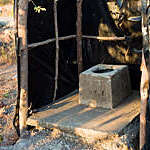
[
  {"x1": 28, "y1": 0, "x2": 142, "y2": 109},
  {"x1": 82, "y1": 0, "x2": 142, "y2": 89},
  {"x1": 28, "y1": 0, "x2": 78, "y2": 109}
]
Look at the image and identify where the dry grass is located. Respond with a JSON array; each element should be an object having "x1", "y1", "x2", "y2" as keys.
[
  {"x1": 0, "y1": 43, "x2": 16, "y2": 64},
  {"x1": 0, "y1": 28, "x2": 16, "y2": 64},
  {"x1": 0, "y1": 4, "x2": 15, "y2": 64},
  {"x1": 0, "y1": 64, "x2": 18, "y2": 146},
  {"x1": 0, "y1": 4, "x2": 13, "y2": 17},
  {"x1": 0, "y1": 0, "x2": 12, "y2": 6}
]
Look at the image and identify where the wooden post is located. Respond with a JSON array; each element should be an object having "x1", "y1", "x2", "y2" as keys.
[
  {"x1": 140, "y1": 0, "x2": 149, "y2": 149},
  {"x1": 18, "y1": 0, "x2": 28, "y2": 136},
  {"x1": 53, "y1": 0, "x2": 59, "y2": 101},
  {"x1": 76, "y1": 0, "x2": 83, "y2": 74},
  {"x1": 140, "y1": 52, "x2": 149, "y2": 150},
  {"x1": 13, "y1": 0, "x2": 20, "y2": 136}
]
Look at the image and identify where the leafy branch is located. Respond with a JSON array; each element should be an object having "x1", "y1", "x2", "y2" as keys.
[{"x1": 31, "y1": 0, "x2": 46, "y2": 13}]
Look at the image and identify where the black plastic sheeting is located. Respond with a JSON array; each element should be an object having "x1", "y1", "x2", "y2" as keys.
[
  {"x1": 28, "y1": 0, "x2": 78, "y2": 109},
  {"x1": 28, "y1": 0, "x2": 142, "y2": 109}
]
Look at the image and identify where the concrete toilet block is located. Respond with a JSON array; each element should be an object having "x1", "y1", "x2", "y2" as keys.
[{"x1": 79, "y1": 64, "x2": 132, "y2": 109}]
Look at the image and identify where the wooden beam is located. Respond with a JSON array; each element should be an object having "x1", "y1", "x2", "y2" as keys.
[
  {"x1": 82, "y1": 35, "x2": 126, "y2": 41},
  {"x1": 76, "y1": 0, "x2": 83, "y2": 74},
  {"x1": 13, "y1": 0, "x2": 20, "y2": 136},
  {"x1": 28, "y1": 35, "x2": 76, "y2": 49},
  {"x1": 28, "y1": 35, "x2": 127, "y2": 49},
  {"x1": 140, "y1": 52, "x2": 149, "y2": 150},
  {"x1": 18, "y1": 0, "x2": 28, "y2": 136},
  {"x1": 53, "y1": 0, "x2": 59, "y2": 101},
  {"x1": 140, "y1": 0, "x2": 149, "y2": 149}
]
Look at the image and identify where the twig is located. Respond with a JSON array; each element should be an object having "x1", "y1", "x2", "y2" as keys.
[
  {"x1": 82, "y1": 35, "x2": 126, "y2": 41},
  {"x1": 76, "y1": 0, "x2": 83, "y2": 74},
  {"x1": 28, "y1": 35, "x2": 76, "y2": 49},
  {"x1": 53, "y1": 0, "x2": 59, "y2": 101}
]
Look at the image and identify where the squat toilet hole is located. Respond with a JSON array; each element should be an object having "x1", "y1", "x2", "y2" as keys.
[{"x1": 93, "y1": 69, "x2": 114, "y2": 74}]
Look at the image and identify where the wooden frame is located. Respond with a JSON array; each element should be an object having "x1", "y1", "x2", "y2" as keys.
[
  {"x1": 15, "y1": 1, "x2": 149, "y2": 148},
  {"x1": 140, "y1": 0, "x2": 150, "y2": 149}
]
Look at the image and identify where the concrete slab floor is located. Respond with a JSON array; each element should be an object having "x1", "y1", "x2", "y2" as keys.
[{"x1": 27, "y1": 91, "x2": 140, "y2": 141}]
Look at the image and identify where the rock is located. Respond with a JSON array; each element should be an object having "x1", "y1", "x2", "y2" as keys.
[{"x1": 13, "y1": 139, "x2": 31, "y2": 150}]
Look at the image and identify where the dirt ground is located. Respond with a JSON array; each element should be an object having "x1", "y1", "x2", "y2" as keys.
[
  {"x1": 0, "y1": 64, "x2": 18, "y2": 146},
  {"x1": 0, "y1": 3, "x2": 18, "y2": 146}
]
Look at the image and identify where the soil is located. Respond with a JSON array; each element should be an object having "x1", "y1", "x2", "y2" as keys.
[
  {"x1": 0, "y1": 3, "x2": 18, "y2": 147},
  {"x1": 0, "y1": 64, "x2": 18, "y2": 146}
]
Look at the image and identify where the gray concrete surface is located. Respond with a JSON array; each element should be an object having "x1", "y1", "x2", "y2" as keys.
[{"x1": 27, "y1": 91, "x2": 140, "y2": 142}]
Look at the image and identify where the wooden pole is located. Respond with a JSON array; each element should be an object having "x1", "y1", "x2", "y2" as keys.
[
  {"x1": 14, "y1": 0, "x2": 18, "y2": 34},
  {"x1": 140, "y1": 0, "x2": 149, "y2": 149},
  {"x1": 82, "y1": 35, "x2": 126, "y2": 41},
  {"x1": 140, "y1": 52, "x2": 149, "y2": 150},
  {"x1": 18, "y1": 0, "x2": 28, "y2": 136},
  {"x1": 53, "y1": 0, "x2": 59, "y2": 101},
  {"x1": 28, "y1": 35, "x2": 76, "y2": 49},
  {"x1": 76, "y1": 0, "x2": 83, "y2": 74},
  {"x1": 13, "y1": 0, "x2": 20, "y2": 136},
  {"x1": 27, "y1": 35, "x2": 127, "y2": 49}
]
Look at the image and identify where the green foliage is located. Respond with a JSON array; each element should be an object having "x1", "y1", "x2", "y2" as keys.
[
  {"x1": 34, "y1": 6, "x2": 46, "y2": 13},
  {"x1": 31, "y1": 0, "x2": 46, "y2": 13}
]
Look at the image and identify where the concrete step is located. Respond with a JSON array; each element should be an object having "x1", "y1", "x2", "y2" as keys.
[{"x1": 27, "y1": 91, "x2": 140, "y2": 142}]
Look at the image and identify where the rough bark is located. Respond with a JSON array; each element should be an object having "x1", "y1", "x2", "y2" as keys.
[
  {"x1": 18, "y1": 0, "x2": 28, "y2": 136},
  {"x1": 28, "y1": 35, "x2": 76, "y2": 49},
  {"x1": 76, "y1": 0, "x2": 83, "y2": 74},
  {"x1": 13, "y1": 0, "x2": 20, "y2": 136},
  {"x1": 140, "y1": 0, "x2": 149, "y2": 149},
  {"x1": 53, "y1": 0, "x2": 60, "y2": 101},
  {"x1": 140, "y1": 52, "x2": 149, "y2": 150},
  {"x1": 28, "y1": 35, "x2": 126, "y2": 50}
]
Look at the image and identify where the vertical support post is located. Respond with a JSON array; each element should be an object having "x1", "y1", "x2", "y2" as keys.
[
  {"x1": 140, "y1": 0, "x2": 149, "y2": 149},
  {"x1": 76, "y1": 0, "x2": 83, "y2": 75},
  {"x1": 18, "y1": 0, "x2": 28, "y2": 136},
  {"x1": 140, "y1": 53, "x2": 149, "y2": 150},
  {"x1": 53, "y1": 0, "x2": 60, "y2": 101},
  {"x1": 13, "y1": 0, "x2": 20, "y2": 136}
]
